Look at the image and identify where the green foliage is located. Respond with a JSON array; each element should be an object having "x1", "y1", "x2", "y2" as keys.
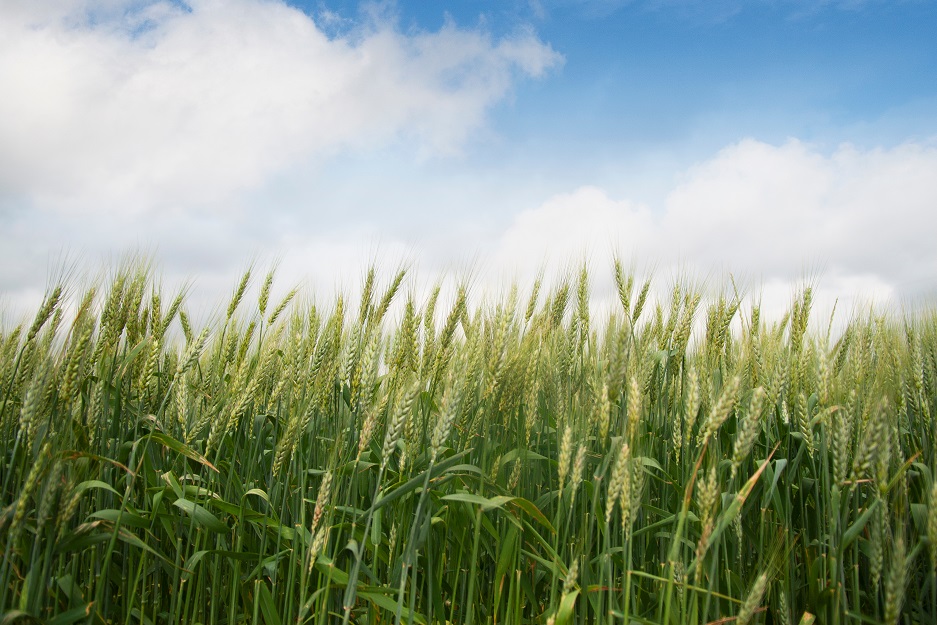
[{"x1": 1, "y1": 262, "x2": 936, "y2": 625}]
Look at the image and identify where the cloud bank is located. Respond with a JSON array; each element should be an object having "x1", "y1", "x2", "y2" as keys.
[
  {"x1": 0, "y1": 0, "x2": 561, "y2": 215},
  {"x1": 493, "y1": 138, "x2": 937, "y2": 316}
]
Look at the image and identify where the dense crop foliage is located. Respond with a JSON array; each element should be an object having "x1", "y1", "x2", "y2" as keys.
[{"x1": 2, "y1": 261, "x2": 937, "y2": 625}]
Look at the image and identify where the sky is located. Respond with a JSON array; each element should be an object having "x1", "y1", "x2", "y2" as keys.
[{"x1": 2, "y1": 0, "x2": 936, "y2": 324}]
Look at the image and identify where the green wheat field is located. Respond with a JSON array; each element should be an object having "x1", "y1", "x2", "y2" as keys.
[{"x1": 2, "y1": 260, "x2": 936, "y2": 625}]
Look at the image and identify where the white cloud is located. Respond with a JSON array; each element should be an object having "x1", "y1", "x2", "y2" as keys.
[
  {"x1": 493, "y1": 138, "x2": 937, "y2": 318},
  {"x1": 493, "y1": 186, "x2": 656, "y2": 277},
  {"x1": 3, "y1": 136, "x2": 934, "y2": 327},
  {"x1": 0, "y1": 0, "x2": 561, "y2": 215}
]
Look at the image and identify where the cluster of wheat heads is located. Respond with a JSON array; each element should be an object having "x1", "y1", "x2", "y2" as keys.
[{"x1": 1, "y1": 259, "x2": 936, "y2": 625}]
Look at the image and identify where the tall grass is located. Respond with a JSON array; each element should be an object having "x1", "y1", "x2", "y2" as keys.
[{"x1": 1, "y1": 260, "x2": 935, "y2": 624}]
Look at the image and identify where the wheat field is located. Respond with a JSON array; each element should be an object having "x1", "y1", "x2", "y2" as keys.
[{"x1": 1, "y1": 260, "x2": 935, "y2": 624}]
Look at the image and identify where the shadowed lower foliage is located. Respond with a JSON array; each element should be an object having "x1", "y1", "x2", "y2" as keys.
[{"x1": 1, "y1": 260, "x2": 936, "y2": 625}]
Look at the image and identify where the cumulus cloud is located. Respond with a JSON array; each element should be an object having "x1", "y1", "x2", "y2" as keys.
[
  {"x1": 493, "y1": 138, "x2": 937, "y2": 317},
  {"x1": 0, "y1": 0, "x2": 561, "y2": 215},
  {"x1": 3, "y1": 135, "x2": 934, "y2": 326},
  {"x1": 494, "y1": 186, "x2": 655, "y2": 278}
]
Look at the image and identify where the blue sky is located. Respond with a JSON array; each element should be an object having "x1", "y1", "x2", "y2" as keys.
[
  {"x1": 1, "y1": 0, "x2": 936, "y2": 320},
  {"x1": 312, "y1": 0, "x2": 937, "y2": 145}
]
